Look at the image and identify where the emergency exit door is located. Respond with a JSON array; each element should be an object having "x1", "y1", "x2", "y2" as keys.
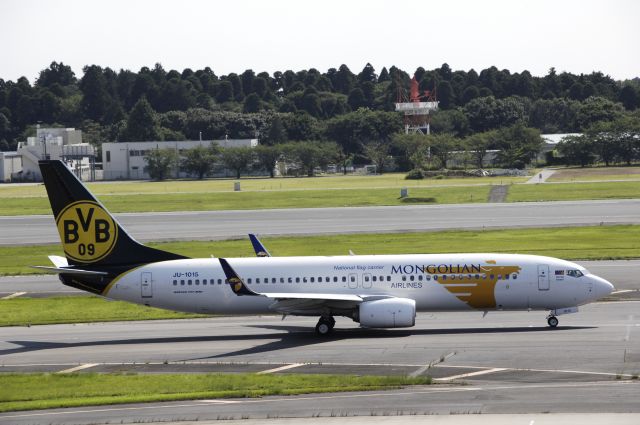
[
  {"x1": 537, "y1": 265, "x2": 550, "y2": 291},
  {"x1": 141, "y1": 272, "x2": 153, "y2": 298}
]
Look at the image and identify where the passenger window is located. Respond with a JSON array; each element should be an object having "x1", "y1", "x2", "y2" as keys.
[
  {"x1": 372, "y1": 276, "x2": 377, "y2": 282},
  {"x1": 256, "y1": 278, "x2": 260, "y2": 284},
  {"x1": 434, "y1": 275, "x2": 438, "y2": 281},
  {"x1": 350, "y1": 276, "x2": 355, "y2": 282},
  {"x1": 387, "y1": 276, "x2": 391, "y2": 282},
  {"x1": 247, "y1": 278, "x2": 252, "y2": 284},
  {"x1": 418, "y1": 275, "x2": 423, "y2": 281},
  {"x1": 173, "y1": 280, "x2": 177, "y2": 285},
  {"x1": 272, "y1": 278, "x2": 276, "y2": 284},
  {"x1": 342, "y1": 276, "x2": 347, "y2": 282},
  {"x1": 505, "y1": 274, "x2": 510, "y2": 280},
  {"x1": 296, "y1": 277, "x2": 300, "y2": 283},
  {"x1": 490, "y1": 274, "x2": 495, "y2": 279},
  {"x1": 310, "y1": 277, "x2": 315, "y2": 283},
  {"x1": 195, "y1": 279, "x2": 199, "y2": 285},
  {"x1": 451, "y1": 275, "x2": 456, "y2": 280},
  {"x1": 333, "y1": 276, "x2": 338, "y2": 282},
  {"x1": 402, "y1": 275, "x2": 406, "y2": 281},
  {"x1": 218, "y1": 279, "x2": 222, "y2": 285},
  {"x1": 180, "y1": 280, "x2": 185, "y2": 285},
  {"x1": 409, "y1": 275, "x2": 414, "y2": 281},
  {"x1": 512, "y1": 274, "x2": 517, "y2": 280},
  {"x1": 442, "y1": 275, "x2": 447, "y2": 281},
  {"x1": 188, "y1": 280, "x2": 192, "y2": 285},
  {"x1": 303, "y1": 277, "x2": 308, "y2": 283},
  {"x1": 426, "y1": 275, "x2": 431, "y2": 281},
  {"x1": 288, "y1": 277, "x2": 293, "y2": 283}
]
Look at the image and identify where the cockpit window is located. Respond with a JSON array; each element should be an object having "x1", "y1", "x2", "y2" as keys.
[{"x1": 567, "y1": 270, "x2": 583, "y2": 278}]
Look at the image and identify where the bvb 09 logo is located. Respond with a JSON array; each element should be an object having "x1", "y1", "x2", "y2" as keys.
[{"x1": 55, "y1": 201, "x2": 118, "y2": 262}]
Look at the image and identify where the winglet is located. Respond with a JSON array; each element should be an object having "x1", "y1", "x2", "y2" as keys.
[
  {"x1": 218, "y1": 258, "x2": 260, "y2": 296},
  {"x1": 249, "y1": 233, "x2": 271, "y2": 257}
]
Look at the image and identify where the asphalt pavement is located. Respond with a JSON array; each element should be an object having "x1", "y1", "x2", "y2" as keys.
[{"x1": 1, "y1": 199, "x2": 639, "y2": 245}]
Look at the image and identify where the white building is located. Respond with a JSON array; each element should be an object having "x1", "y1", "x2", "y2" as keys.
[
  {"x1": 102, "y1": 139, "x2": 258, "y2": 180},
  {"x1": 0, "y1": 152, "x2": 22, "y2": 182},
  {"x1": 16, "y1": 127, "x2": 95, "y2": 181}
]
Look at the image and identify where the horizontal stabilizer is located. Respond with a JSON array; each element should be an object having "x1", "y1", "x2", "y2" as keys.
[
  {"x1": 48, "y1": 255, "x2": 68, "y2": 267},
  {"x1": 31, "y1": 266, "x2": 109, "y2": 276}
]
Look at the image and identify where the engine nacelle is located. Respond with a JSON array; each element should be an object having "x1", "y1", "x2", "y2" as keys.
[{"x1": 358, "y1": 298, "x2": 416, "y2": 328}]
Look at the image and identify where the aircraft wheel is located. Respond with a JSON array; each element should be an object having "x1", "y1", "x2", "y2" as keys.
[
  {"x1": 547, "y1": 316, "x2": 559, "y2": 328},
  {"x1": 315, "y1": 317, "x2": 334, "y2": 336}
]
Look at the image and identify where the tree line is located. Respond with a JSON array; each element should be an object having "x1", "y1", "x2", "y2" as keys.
[
  {"x1": 1, "y1": 61, "x2": 638, "y2": 171},
  {"x1": 146, "y1": 141, "x2": 342, "y2": 180}
]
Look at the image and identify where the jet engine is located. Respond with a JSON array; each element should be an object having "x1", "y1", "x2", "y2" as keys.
[{"x1": 358, "y1": 298, "x2": 416, "y2": 328}]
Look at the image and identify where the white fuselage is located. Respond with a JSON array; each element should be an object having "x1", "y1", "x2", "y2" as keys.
[{"x1": 105, "y1": 253, "x2": 609, "y2": 315}]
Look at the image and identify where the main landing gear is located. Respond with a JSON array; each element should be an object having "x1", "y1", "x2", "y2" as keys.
[
  {"x1": 547, "y1": 315, "x2": 559, "y2": 328},
  {"x1": 315, "y1": 316, "x2": 336, "y2": 336}
]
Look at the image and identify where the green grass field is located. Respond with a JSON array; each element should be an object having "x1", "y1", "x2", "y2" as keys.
[
  {"x1": 3, "y1": 225, "x2": 639, "y2": 276},
  {"x1": 0, "y1": 373, "x2": 430, "y2": 412},
  {"x1": 0, "y1": 171, "x2": 637, "y2": 215},
  {"x1": 507, "y1": 181, "x2": 640, "y2": 202},
  {"x1": 0, "y1": 173, "x2": 527, "y2": 198},
  {"x1": 0, "y1": 185, "x2": 491, "y2": 215},
  {"x1": 0, "y1": 296, "x2": 204, "y2": 326}
]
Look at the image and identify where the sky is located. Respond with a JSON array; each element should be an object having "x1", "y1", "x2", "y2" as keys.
[{"x1": 1, "y1": 0, "x2": 638, "y2": 83}]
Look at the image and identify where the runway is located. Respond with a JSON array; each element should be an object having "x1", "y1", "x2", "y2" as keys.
[
  {"x1": 1, "y1": 199, "x2": 639, "y2": 245},
  {"x1": 0, "y1": 301, "x2": 639, "y2": 423},
  {"x1": 2, "y1": 260, "x2": 638, "y2": 299}
]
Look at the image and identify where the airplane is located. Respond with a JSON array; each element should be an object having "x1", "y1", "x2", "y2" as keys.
[{"x1": 35, "y1": 160, "x2": 614, "y2": 335}]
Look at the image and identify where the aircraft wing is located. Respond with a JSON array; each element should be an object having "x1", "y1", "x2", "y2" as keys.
[{"x1": 218, "y1": 258, "x2": 391, "y2": 315}]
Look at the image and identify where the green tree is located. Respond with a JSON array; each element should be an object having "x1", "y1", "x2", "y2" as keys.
[
  {"x1": 363, "y1": 141, "x2": 390, "y2": 173},
  {"x1": 428, "y1": 133, "x2": 459, "y2": 169},
  {"x1": 557, "y1": 135, "x2": 596, "y2": 167},
  {"x1": 181, "y1": 144, "x2": 220, "y2": 179},
  {"x1": 619, "y1": 85, "x2": 639, "y2": 111},
  {"x1": 221, "y1": 146, "x2": 254, "y2": 178},
  {"x1": 254, "y1": 144, "x2": 282, "y2": 177},
  {"x1": 392, "y1": 133, "x2": 431, "y2": 170},
  {"x1": 79, "y1": 65, "x2": 113, "y2": 123},
  {"x1": 243, "y1": 93, "x2": 261, "y2": 113},
  {"x1": 144, "y1": 148, "x2": 178, "y2": 180},
  {"x1": 262, "y1": 115, "x2": 287, "y2": 145},
  {"x1": 214, "y1": 80, "x2": 234, "y2": 103},
  {"x1": 282, "y1": 141, "x2": 334, "y2": 177},
  {"x1": 464, "y1": 132, "x2": 492, "y2": 168},
  {"x1": 124, "y1": 97, "x2": 161, "y2": 141},
  {"x1": 494, "y1": 124, "x2": 543, "y2": 168}
]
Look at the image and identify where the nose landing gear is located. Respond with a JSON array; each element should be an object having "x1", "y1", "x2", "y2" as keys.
[
  {"x1": 315, "y1": 316, "x2": 336, "y2": 335},
  {"x1": 547, "y1": 315, "x2": 559, "y2": 328}
]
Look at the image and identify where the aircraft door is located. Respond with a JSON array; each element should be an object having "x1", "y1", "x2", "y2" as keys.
[
  {"x1": 537, "y1": 265, "x2": 550, "y2": 291},
  {"x1": 362, "y1": 273, "x2": 372, "y2": 289},
  {"x1": 141, "y1": 272, "x2": 153, "y2": 298},
  {"x1": 348, "y1": 273, "x2": 358, "y2": 289}
]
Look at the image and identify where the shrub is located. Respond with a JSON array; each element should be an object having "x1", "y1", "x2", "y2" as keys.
[{"x1": 405, "y1": 169, "x2": 425, "y2": 180}]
